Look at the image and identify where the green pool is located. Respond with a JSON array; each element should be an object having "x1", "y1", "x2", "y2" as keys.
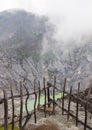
[{"x1": 21, "y1": 92, "x2": 63, "y2": 112}]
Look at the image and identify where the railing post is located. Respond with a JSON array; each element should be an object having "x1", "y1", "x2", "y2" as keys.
[
  {"x1": 84, "y1": 87, "x2": 91, "y2": 130},
  {"x1": 10, "y1": 87, "x2": 15, "y2": 130},
  {"x1": 76, "y1": 83, "x2": 80, "y2": 126},
  {"x1": 38, "y1": 81, "x2": 41, "y2": 110},
  {"x1": 34, "y1": 79, "x2": 37, "y2": 123},
  {"x1": 23, "y1": 84, "x2": 30, "y2": 128},
  {"x1": 43, "y1": 78, "x2": 46, "y2": 117},
  {"x1": 47, "y1": 84, "x2": 50, "y2": 108},
  {"x1": 53, "y1": 76, "x2": 56, "y2": 114},
  {"x1": 67, "y1": 86, "x2": 72, "y2": 121},
  {"x1": 62, "y1": 78, "x2": 66, "y2": 115},
  {"x1": 3, "y1": 89, "x2": 8, "y2": 130},
  {"x1": 19, "y1": 81, "x2": 23, "y2": 130}
]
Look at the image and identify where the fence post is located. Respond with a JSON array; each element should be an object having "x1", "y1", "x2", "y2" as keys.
[
  {"x1": 62, "y1": 78, "x2": 66, "y2": 115},
  {"x1": 76, "y1": 83, "x2": 80, "y2": 126},
  {"x1": 43, "y1": 78, "x2": 46, "y2": 117},
  {"x1": 3, "y1": 89, "x2": 8, "y2": 130},
  {"x1": 53, "y1": 76, "x2": 56, "y2": 114},
  {"x1": 67, "y1": 86, "x2": 72, "y2": 121},
  {"x1": 84, "y1": 87, "x2": 91, "y2": 130},
  {"x1": 47, "y1": 83, "x2": 50, "y2": 108},
  {"x1": 34, "y1": 79, "x2": 37, "y2": 123},
  {"x1": 38, "y1": 81, "x2": 41, "y2": 110},
  {"x1": 22, "y1": 84, "x2": 30, "y2": 128},
  {"x1": 10, "y1": 88, "x2": 15, "y2": 130},
  {"x1": 19, "y1": 81, "x2": 23, "y2": 130}
]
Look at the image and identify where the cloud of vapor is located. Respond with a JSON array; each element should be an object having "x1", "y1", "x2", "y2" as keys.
[
  {"x1": 24, "y1": 0, "x2": 92, "y2": 42},
  {"x1": 0, "y1": 0, "x2": 92, "y2": 43}
]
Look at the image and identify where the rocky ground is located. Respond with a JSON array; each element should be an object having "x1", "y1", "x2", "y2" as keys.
[
  {"x1": 24, "y1": 99, "x2": 92, "y2": 130},
  {"x1": 24, "y1": 117, "x2": 79, "y2": 130}
]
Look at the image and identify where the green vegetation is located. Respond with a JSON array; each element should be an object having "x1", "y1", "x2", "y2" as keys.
[{"x1": 0, "y1": 124, "x2": 19, "y2": 130}]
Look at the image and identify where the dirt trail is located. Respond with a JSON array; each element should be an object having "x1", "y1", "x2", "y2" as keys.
[
  {"x1": 25, "y1": 116, "x2": 80, "y2": 130},
  {"x1": 25, "y1": 100, "x2": 92, "y2": 130}
]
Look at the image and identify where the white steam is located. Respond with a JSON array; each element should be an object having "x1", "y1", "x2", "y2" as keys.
[
  {"x1": 0, "y1": 0, "x2": 92, "y2": 42},
  {"x1": 21, "y1": 0, "x2": 92, "y2": 42}
]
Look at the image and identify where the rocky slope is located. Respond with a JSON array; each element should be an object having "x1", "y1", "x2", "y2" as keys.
[{"x1": 12, "y1": 99, "x2": 92, "y2": 130}]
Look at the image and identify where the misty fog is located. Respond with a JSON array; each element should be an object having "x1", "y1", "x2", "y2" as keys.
[{"x1": 0, "y1": 0, "x2": 92, "y2": 89}]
